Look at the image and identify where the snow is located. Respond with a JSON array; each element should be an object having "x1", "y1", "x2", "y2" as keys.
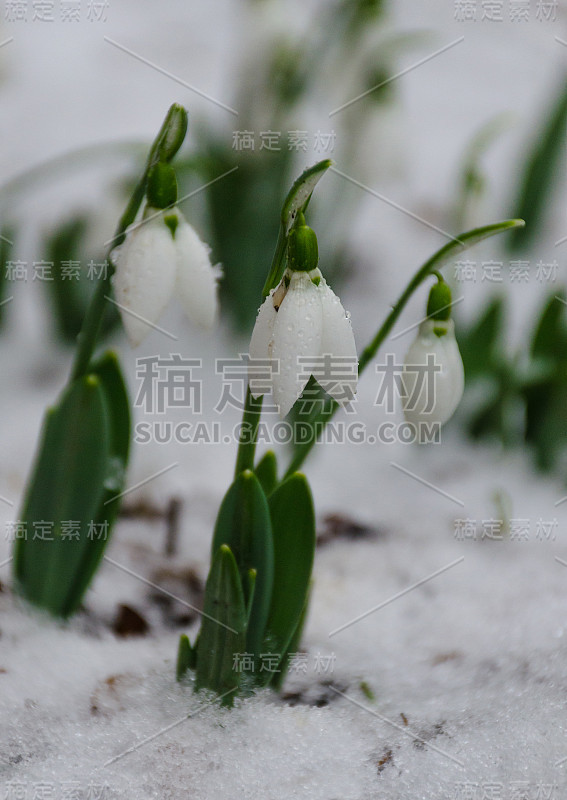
[{"x1": 1, "y1": 0, "x2": 567, "y2": 797}]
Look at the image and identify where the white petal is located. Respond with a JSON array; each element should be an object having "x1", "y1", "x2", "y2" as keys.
[
  {"x1": 440, "y1": 324, "x2": 465, "y2": 416},
  {"x1": 111, "y1": 214, "x2": 177, "y2": 347},
  {"x1": 401, "y1": 319, "x2": 464, "y2": 434},
  {"x1": 175, "y1": 214, "x2": 219, "y2": 329},
  {"x1": 317, "y1": 279, "x2": 358, "y2": 405},
  {"x1": 248, "y1": 292, "x2": 277, "y2": 398},
  {"x1": 270, "y1": 271, "x2": 323, "y2": 418}
]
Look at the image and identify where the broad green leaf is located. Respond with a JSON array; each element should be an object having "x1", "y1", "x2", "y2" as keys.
[
  {"x1": 189, "y1": 139, "x2": 293, "y2": 330},
  {"x1": 43, "y1": 218, "x2": 120, "y2": 345},
  {"x1": 262, "y1": 159, "x2": 332, "y2": 296},
  {"x1": 60, "y1": 352, "x2": 131, "y2": 616},
  {"x1": 211, "y1": 470, "x2": 274, "y2": 658},
  {"x1": 523, "y1": 292, "x2": 567, "y2": 471},
  {"x1": 176, "y1": 634, "x2": 195, "y2": 680},
  {"x1": 508, "y1": 80, "x2": 567, "y2": 252},
  {"x1": 525, "y1": 385, "x2": 567, "y2": 472},
  {"x1": 245, "y1": 568, "x2": 257, "y2": 625},
  {"x1": 152, "y1": 103, "x2": 188, "y2": 166},
  {"x1": 45, "y1": 217, "x2": 90, "y2": 343},
  {"x1": 89, "y1": 351, "x2": 131, "y2": 465},
  {"x1": 14, "y1": 375, "x2": 111, "y2": 615},
  {"x1": 457, "y1": 296, "x2": 506, "y2": 381},
  {"x1": 262, "y1": 473, "x2": 315, "y2": 682},
  {"x1": 468, "y1": 377, "x2": 524, "y2": 448},
  {"x1": 531, "y1": 292, "x2": 567, "y2": 361},
  {"x1": 270, "y1": 583, "x2": 312, "y2": 691},
  {"x1": 254, "y1": 450, "x2": 278, "y2": 496},
  {"x1": 195, "y1": 545, "x2": 247, "y2": 704}
]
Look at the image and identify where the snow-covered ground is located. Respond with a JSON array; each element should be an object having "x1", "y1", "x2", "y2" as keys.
[{"x1": 1, "y1": 0, "x2": 567, "y2": 797}]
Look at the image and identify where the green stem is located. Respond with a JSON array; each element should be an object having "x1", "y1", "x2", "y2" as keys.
[
  {"x1": 234, "y1": 388, "x2": 264, "y2": 477},
  {"x1": 283, "y1": 218, "x2": 525, "y2": 478},
  {"x1": 69, "y1": 104, "x2": 188, "y2": 382},
  {"x1": 358, "y1": 259, "x2": 434, "y2": 374},
  {"x1": 234, "y1": 197, "x2": 294, "y2": 476},
  {"x1": 69, "y1": 172, "x2": 147, "y2": 381}
]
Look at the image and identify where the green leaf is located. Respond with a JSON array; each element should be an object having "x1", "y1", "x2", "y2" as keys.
[
  {"x1": 524, "y1": 385, "x2": 567, "y2": 472},
  {"x1": 0, "y1": 225, "x2": 15, "y2": 328},
  {"x1": 269, "y1": 583, "x2": 312, "y2": 691},
  {"x1": 281, "y1": 159, "x2": 333, "y2": 234},
  {"x1": 13, "y1": 352, "x2": 131, "y2": 618},
  {"x1": 14, "y1": 376, "x2": 111, "y2": 615},
  {"x1": 254, "y1": 450, "x2": 278, "y2": 496},
  {"x1": 245, "y1": 568, "x2": 257, "y2": 625},
  {"x1": 195, "y1": 545, "x2": 247, "y2": 704},
  {"x1": 522, "y1": 291, "x2": 567, "y2": 471},
  {"x1": 468, "y1": 377, "x2": 524, "y2": 448},
  {"x1": 60, "y1": 351, "x2": 131, "y2": 616},
  {"x1": 190, "y1": 139, "x2": 293, "y2": 330},
  {"x1": 44, "y1": 217, "x2": 90, "y2": 343},
  {"x1": 211, "y1": 471, "x2": 274, "y2": 658},
  {"x1": 176, "y1": 634, "x2": 195, "y2": 680},
  {"x1": 262, "y1": 159, "x2": 333, "y2": 296},
  {"x1": 89, "y1": 351, "x2": 131, "y2": 465},
  {"x1": 153, "y1": 103, "x2": 188, "y2": 165},
  {"x1": 531, "y1": 292, "x2": 567, "y2": 361},
  {"x1": 508, "y1": 79, "x2": 567, "y2": 252},
  {"x1": 457, "y1": 295, "x2": 506, "y2": 381},
  {"x1": 262, "y1": 474, "x2": 315, "y2": 682}
]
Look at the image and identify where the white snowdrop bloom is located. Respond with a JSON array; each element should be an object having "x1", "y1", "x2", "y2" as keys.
[
  {"x1": 249, "y1": 268, "x2": 358, "y2": 418},
  {"x1": 111, "y1": 208, "x2": 219, "y2": 347},
  {"x1": 401, "y1": 318, "x2": 464, "y2": 433}
]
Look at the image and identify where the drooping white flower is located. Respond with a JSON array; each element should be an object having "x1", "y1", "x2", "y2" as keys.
[
  {"x1": 249, "y1": 267, "x2": 358, "y2": 418},
  {"x1": 111, "y1": 207, "x2": 219, "y2": 347},
  {"x1": 401, "y1": 318, "x2": 464, "y2": 432}
]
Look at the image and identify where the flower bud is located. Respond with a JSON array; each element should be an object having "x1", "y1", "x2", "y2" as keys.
[
  {"x1": 155, "y1": 103, "x2": 188, "y2": 163},
  {"x1": 249, "y1": 266, "x2": 357, "y2": 418},
  {"x1": 426, "y1": 279, "x2": 452, "y2": 322},
  {"x1": 287, "y1": 224, "x2": 319, "y2": 273},
  {"x1": 146, "y1": 163, "x2": 178, "y2": 210},
  {"x1": 112, "y1": 206, "x2": 219, "y2": 346},
  {"x1": 401, "y1": 318, "x2": 464, "y2": 436}
]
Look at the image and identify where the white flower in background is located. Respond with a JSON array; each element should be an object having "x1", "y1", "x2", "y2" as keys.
[
  {"x1": 249, "y1": 235, "x2": 358, "y2": 418},
  {"x1": 111, "y1": 207, "x2": 220, "y2": 347},
  {"x1": 401, "y1": 318, "x2": 464, "y2": 432}
]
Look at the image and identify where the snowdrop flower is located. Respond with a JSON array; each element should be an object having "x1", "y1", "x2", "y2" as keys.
[
  {"x1": 111, "y1": 163, "x2": 219, "y2": 347},
  {"x1": 249, "y1": 223, "x2": 357, "y2": 418},
  {"x1": 401, "y1": 280, "x2": 464, "y2": 435}
]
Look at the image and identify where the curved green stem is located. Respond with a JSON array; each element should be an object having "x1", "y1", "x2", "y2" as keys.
[
  {"x1": 234, "y1": 389, "x2": 264, "y2": 477},
  {"x1": 233, "y1": 164, "x2": 331, "y2": 476},
  {"x1": 283, "y1": 218, "x2": 525, "y2": 479},
  {"x1": 69, "y1": 104, "x2": 188, "y2": 382},
  {"x1": 69, "y1": 172, "x2": 148, "y2": 381}
]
